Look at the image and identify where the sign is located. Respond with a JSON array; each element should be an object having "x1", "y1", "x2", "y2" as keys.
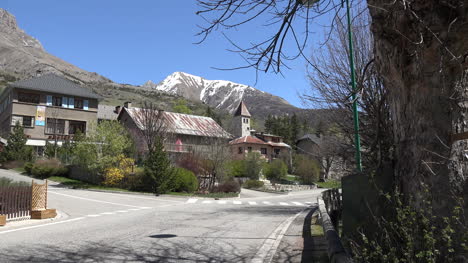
[{"x1": 35, "y1": 106, "x2": 46, "y2": 126}]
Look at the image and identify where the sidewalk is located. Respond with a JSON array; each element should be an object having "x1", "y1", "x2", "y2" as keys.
[{"x1": 272, "y1": 208, "x2": 328, "y2": 263}]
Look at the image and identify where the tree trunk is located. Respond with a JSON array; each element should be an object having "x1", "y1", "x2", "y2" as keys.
[{"x1": 367, "y1": 0, "x2": 468, "y2": 212}]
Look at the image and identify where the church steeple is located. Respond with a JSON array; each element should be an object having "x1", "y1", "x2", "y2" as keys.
[{"x1": 232, "y1": 101, "x2": 251, "y2": 138}]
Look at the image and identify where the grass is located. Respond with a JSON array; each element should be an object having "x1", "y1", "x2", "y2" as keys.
[
  {"x1": 11, "y1": 167, "x2": 26, "y2": 173},
  {"x1": 315, "y1": 180, "x2": 341, "y2": 189},
  {"x1": 311, "y1": 224, "x2": 325, "y2": 236},
  {"x1": 168, "y1": 192, "x2": 239, "y2": 198},
  {"x1": 285, "y1": 174, "x2": 300, "y2": 182},
  {"x1": 48, "y1": 176, "x2": 131, "y2": 192}
]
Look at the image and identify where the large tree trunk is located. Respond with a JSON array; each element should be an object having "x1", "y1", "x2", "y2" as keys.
[{"x1": 367, "y1": 0, "x2": 468, "y2": 212}]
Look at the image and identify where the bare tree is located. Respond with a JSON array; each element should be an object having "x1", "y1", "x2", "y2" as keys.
[
  {"x1": 133, "y1": 101, "x2": 168, "y2": 154},
  {"x1": 197, "y1": 137, "x2": 231, "y2": 191}
]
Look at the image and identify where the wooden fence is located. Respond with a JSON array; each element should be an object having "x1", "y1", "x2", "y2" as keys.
[{"x1": 0, "y1": 180, "x2": 48, "y2": 221}]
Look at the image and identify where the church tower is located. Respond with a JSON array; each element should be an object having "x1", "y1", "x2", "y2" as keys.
[{"x1": 232, "y1": 101, "x2": 251, "y2": 138}]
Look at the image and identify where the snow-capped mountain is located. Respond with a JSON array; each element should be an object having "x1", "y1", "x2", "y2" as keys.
[{"x1": 143, "y1": 72, "x2": 298, "y2": 118}]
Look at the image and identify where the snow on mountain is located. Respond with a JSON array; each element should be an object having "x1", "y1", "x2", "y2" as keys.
[{"x1": 142, "y1": 72, "x2": 291, "y2": 115}]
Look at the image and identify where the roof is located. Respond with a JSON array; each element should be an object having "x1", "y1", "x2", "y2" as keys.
[
  {"x1": 234, "y1": 101, "x2": 251, "y2": 117},
  {"x1": 297, "y1": 134, "x2": 322, "y2": 145},
  {"x1": 10, "y1": 74, "x2": 101, "y2": 99},
  {"x1": 267, "y1": 141, "x2": 291, "y2": 148},
  {"x1": 229, "y1": 135, "x2": 268, "y2": 145},
  {"x1": 122, "y1": 107, "x2": 232, "y2": 139},
  {"x1": 98, "y1": 105, "x2": 119, "y2": 121}
]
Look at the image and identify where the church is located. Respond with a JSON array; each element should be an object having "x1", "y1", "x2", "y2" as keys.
[{"x1": 229, "y1": 101, "x2": 291, "y2": 162}]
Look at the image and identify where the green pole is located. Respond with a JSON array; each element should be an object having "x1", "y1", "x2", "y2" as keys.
[{"x1": 345, "y1": 0, "x2": 362, "y2": 172}]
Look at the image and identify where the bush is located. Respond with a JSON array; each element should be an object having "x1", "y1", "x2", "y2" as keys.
[
  {"x1": 243, "y1": 179, "x2": 264, "y2": 189},
  {"x1": 30, "y1": 159, "x2": 68, "y2": 179},
  {"x1": 24, "y1": 162, "x2": 33, "y2": 174},
  {"x1": 103, "y1": 167, "x2": 125, "y2": 187},
  {"x1": 0, "y1": 177, "x2": 30, "y2": 187},
  {"x1": 172, "y1": 167, "x2": 198, "y2": 193},
  {"x1": 213, "y1": 178, "x2": 240, "y2": 193},
  {"x1": 2, "y1": 160, "x2": 26, "y2": 169},
  {"x1": 294, "y1": 155, "x2": 320, "y2": 184},
  {"x1": 263, "y1": 159, "x2": 288, "y2": 182}
]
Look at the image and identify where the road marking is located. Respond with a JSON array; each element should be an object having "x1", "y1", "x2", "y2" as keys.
[
  {"x1": 263, "y1": 201, "x2": 273, "y2": 205},
  {"x1": 233, "y1": 201, "x2": 242, "y2": 205},
  {"x1": 116, "y1": 210, "x2": 129, "y2": 213},
  {"x1": 92, "y1": 192, "x2": 183, "y2": 203},
  {"x1": 87, "y1": 214, "x2": 101, "y2": 217},
  {"x1": 100, "y1": 212, "x2": 115, "y2": 215},
  {"x1": 292, "y1": 202, "x2": 304, "y2": 206},
  {"x1": 217, "y1": 200, "x2": 227, "y2": 204},
  {"x1": 305, "y1": 202, "x2": 312, "y2": 204},
  {"x1": 140, "y1": 207, "x2": 152, "y2": 209},
  {"x1": 0, "y1": 217, "x2": 85, "y2": 235},
  {"x1": 187, "y1": 198, "x2": 198, "y2": 204},
  {"x1": 250, "y1": 209, "x2": 306, "y2": 263},
  {"x1": 202, "y1": 200, "x2": 212, "y2": 204},
  {"x1": 48, "y1": 191, "x2": 142, "y2": 208},
  {"x1": 248, "y1": 201, "x2": 257, "y2": 205},
  {"x1": 279, "y1": 202, "x2": 289, "y2": 206}
]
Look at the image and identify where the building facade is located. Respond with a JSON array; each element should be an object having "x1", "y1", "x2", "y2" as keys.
[{"x1": 0, "y1": 74, "x2": 100, "y2": 154}]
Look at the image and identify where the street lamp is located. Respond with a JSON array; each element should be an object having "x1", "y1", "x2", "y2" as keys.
[{"x1": 300, "y1": 0, "x2": 363, "y2": 172}]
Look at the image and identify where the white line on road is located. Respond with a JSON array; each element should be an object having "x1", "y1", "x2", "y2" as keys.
[
  {"x1": 233, "y1": 201, "x2": 242, "y2": 205},
  {"x1": 217, "y1": 200, "x2": 227, "y2": 204},
  {"x1": 48, "y1": 191, "x2": 142, "y2": 208},
  {"x1": 248, "y1": 201, "x2": 257, "y2": 205},
  {"x1": 100, "y1": 212, "x2": 115, "y2": 215},
  {"x1": 187, "y1": 198, "x2": 198, "y2": 204},
  {"x1": 202, "y1": 200, "x2": 212, "y2": 204},
  {"x1": 0, "y1": 217, "x2": 85, "y2": 235},
  {"x1": 279, "y1": 202, "x2": 289, "y2": 206},
  {"x1": 292, "y1": 202, "x2": 304, "y2": 206},
  {"x1": 263, "y1": 201, "x2": 273, "y2": 205},
  {"x1": 87, "y1": 214, "x2": 101, "y2": 217},
  {"x1": 250, "y1": 209, "x2": 306, "y2": 263},
  {"x1": 116, "y1": 210, "x2": 129, "y2": 213}
]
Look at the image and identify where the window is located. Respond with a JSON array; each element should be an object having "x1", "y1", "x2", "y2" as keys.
[
  {"x1": 11, "y1": 115, "x2": 34, "y2": 127},
  {"x1": 243, "y1": 118, "x2": 249, "y2": 124},
  {"x1": 248, "y1": 147, "x2": 252, "y2": 152},
  {"x1": 52, "y1": 96, "x2": 62, "y2": 107},
  {"x1": 238, "y1": 147, "x2": 243, "y2": 154},
  {"x1": 272, "y1": 137, "x2": 280, "y2": 143},
  {"x1": 18, "y1": 92, "x2": 39, "y2": 104},
  {"x1": 261, "y1": 148, "x2": 267, "y2": 155},
  {"x1": 46, "y1": 119, "x2": 65, "y2": 134},
  {"x1": 74, "y1": 99, "x2": 83, "y2": 109},
  {"x1": 69, "y1": 121, "x2": 86, "y2": 134},
  {"x1": 274, "y1": 149, "x2": 280, "y2": 155}
]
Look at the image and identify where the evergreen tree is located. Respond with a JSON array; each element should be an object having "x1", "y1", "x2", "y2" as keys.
[
  {"x1": 205, "y1": 106, "x2": 222, "y2": 126},
  {"x1": 264, "y1": 114, "x2": 274, "y2": 133},
  {"x1": 290, "y1": 113, "x2": 299, "y2": 146},
  {"x1": 1, "y1": 122, "x2": 33, "y2": 162},
  {"x1": 142, "y1": 137, "x2": 174, "y2": 194}
]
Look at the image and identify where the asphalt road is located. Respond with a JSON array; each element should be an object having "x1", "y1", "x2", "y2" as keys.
[{"x1": 0, "y1": 172, "x2": 324, "y2": 263}]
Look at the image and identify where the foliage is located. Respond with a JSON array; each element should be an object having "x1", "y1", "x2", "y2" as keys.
[
  {"x1": 141, "y1": 137, "x2": 174, "y2": 194},
  {"x1": 173, "y1": 99, "x2": 192, "y2": 114},
  {"x1": 29, "y1": 159, "x2": 68, "y2": 179},
  {"x1": 294, "y1": 154, "x2": 320, "y2": 184},
  {"x1": 175, "y1": 153, "x2": 204, "y2": 176},
  {"x1": 0, "y1": 177, "x2": 30, "y2": 187},
  {"x1": 213, "y1": 178, "x2": 240, "y2": 193},
  {"x1": 263, "y1": 159, "x2": 288, "y2": 182},
  {"x1": 172, "y1": 167, "x2": 198, "y2": 193},
  {"x1": 204, "y1": 106, "x2": 222, "y2": 126},
  {"x1": 315, "y1": 180, "x2": 341, "y2": 189},
  {"x1": 0, "y1": 123, "x2": 33, "y2": 163},
  {"x1": 226, "y1": 160, "x2": 246, "y2": 177},
  {"x1": 24, "y1": 162, "x2": 33, "y2": 174},
  {"x1": 350, "y1": 191, "x2": 466, "y2": 263},
  {"x1": 243, "y1": 179, "x2": 264, "y2": 189},
  {"x1": 244, "y1": 152, "x2": 264, "y2": 180},
  {"x1": 103, "y1": 167, "x2": 125, "y2": 187}
]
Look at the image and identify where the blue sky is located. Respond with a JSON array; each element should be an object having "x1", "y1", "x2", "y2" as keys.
[{"x1": 3, "y1": 1, "x2": 335, "y2": 108}]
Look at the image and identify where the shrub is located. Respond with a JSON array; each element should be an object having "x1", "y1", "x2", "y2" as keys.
[
  {"x1": 243, "y1": 179, "x2": 264, "y2": 189},
  {"x1": 244, "y1": 152, "x2": 264, "y2": 179},
  {"x1": 227, "y1": 160, "x2": 246, "y2": 177},
  {"x1": 30, "y1": 159, "x2": 68, "y2": 179},
  {"x1": 172, "y1": 167, "x2": 198, "y2": 193},
  {"x1": 0, "y1": 177, "x2": 30, "y2": 187},
  {"x1": 123, "y1": 167, "x2": 145, "y2": 191},
  {"x1": 294, "y1": 155, "x2": 320, "y2": 184},
  {"x1": 213, "y1": 178, "x2": 240, "y2": 193},
  {"x1": 24, "y1": 162, "x2": 33, "y2": 174},
  {"x1": 263, "y1": 159, "x2": 288, "y2": 182},
  {"x1": 2, "y1": 160, "x2": 25, "y2": 169},
  {"x1": 103, "y1": 167, "x2": 125, "y2": 187}
]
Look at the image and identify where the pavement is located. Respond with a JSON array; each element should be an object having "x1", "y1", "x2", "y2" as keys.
[{"x1": 0, "y1": 170, "x2": 326, "y2": 263}]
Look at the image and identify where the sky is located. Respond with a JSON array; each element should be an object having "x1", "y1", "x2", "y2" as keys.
[{"x1": 3, "y1": 1, "x2": 336, "y2": 108}]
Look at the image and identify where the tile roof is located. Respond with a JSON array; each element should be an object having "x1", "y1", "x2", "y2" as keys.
[
  {"x1": 229, "y1": 135, "x2": 268, "y2": 145},
  {"x1": 123, "y1": 107, "x2": 232, "y2": 139},
  {"x1": 10, "y1": 74, "x2": 101, "y2": 99},
  {"x1": 297, "y1": 134, "x2": 322, "y2": 145},
  {"x1": 234, "y1": 101, "x2": 251, "y2": 117},
  {"x1": 98, "y1": 105, "x2": 119, "y2": 121}
]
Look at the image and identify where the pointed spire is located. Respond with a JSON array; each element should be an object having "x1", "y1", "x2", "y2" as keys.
[{"x1": 234, "y1": 101, "x2": 251, "y2": 117}]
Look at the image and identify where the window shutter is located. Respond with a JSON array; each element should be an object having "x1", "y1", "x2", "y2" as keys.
[
  {"x1": 62, "y1": 97, "x2": 68, "y2": 108},
  {"x1": 68, "y1": 97, "x2": 74, "y2": 109},
  {"x1": 46, "y1": 95, "x2": 52, "y2": 106},
  {"x1": 83, "y1": 100, "x2": 89, "y2": 110}
]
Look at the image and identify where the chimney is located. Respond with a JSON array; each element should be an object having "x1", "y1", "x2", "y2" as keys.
[
  {"x1": 124, "y1": 101, "x2": 132, "y2": 108},
  {"x1": 114, "y1": 105, "x2": 121, "y2": 114}
]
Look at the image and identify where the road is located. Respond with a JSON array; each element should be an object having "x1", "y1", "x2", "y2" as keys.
[{"x1": 0, "y1": 172, "x2": 323, "y2": 263}]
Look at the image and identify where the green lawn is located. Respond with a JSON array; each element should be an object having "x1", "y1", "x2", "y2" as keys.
[
  {"x1": 11, "y1": 167, "x2": 26, "y2": 173},
  {"x1": 48, "y1": 176, "x2": 131, "y2": 192},
  {"x1": 315, "y1": 180, "x2": 341, "y2": 189},
  {"x1": 168, "y1": 192, "x2": 239, "y2": 198}
]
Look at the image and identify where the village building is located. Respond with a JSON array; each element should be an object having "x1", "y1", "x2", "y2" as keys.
[
  {"x1": 229, "y1": 101, "x2": 291, "y2": 162},
  {"x1": 0, "y1": 74, "x2": 100, "y2": 155},
  {"x1": 117, "y1": 103, "x2": 232, "y2": 157}
]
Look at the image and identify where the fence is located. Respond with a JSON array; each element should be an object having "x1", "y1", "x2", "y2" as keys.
[{"x1": 0, "y1": 180, "x2": 48, "y2": 221}]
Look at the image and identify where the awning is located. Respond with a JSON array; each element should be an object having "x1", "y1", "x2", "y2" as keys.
[{"x1": 26, "y1": 139, "x2": 46, "y2": 147}]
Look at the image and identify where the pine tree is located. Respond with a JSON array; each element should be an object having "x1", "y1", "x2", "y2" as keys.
[
  {"x1": 264, "y1": 114, "x2": 274, "y2": 133},
  {"x1": 142, "y1": 137, "x2": 174, "y2": 194},
  {"x1": 205, "y1": 106, "x2": 222, "y2": 126},
  {"x1": 290, "y1": 113, "x2": 299, "y2": 147},
  {"x1": 1, "y1": 122, "x2": 33, "y2": 162}
]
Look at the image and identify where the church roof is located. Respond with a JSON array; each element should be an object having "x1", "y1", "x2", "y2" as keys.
[{"x1": 234, "y1": 101, "x2": 251, "y2": 117}]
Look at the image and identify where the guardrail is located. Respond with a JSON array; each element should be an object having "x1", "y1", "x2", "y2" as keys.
[{"x1": 318, "y1": 190, "x2": 353, "y2": 263}]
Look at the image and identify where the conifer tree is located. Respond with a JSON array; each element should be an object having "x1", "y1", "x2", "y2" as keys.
[
  {"x1": 142, "y1": 137, "x2": 174, "y2": 194},
  {"x1": 1, "y1": 122, "x2": 33, "y2": 162}
]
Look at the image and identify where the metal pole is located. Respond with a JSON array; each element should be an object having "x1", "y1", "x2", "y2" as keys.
[{"x1": 345, "y1": 0, "x2": 362, "y2": 172}]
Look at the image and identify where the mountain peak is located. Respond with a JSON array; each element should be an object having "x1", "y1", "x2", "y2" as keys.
[{"x1": 0, "y1": 8, "x2": 18, "y2": 31}]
